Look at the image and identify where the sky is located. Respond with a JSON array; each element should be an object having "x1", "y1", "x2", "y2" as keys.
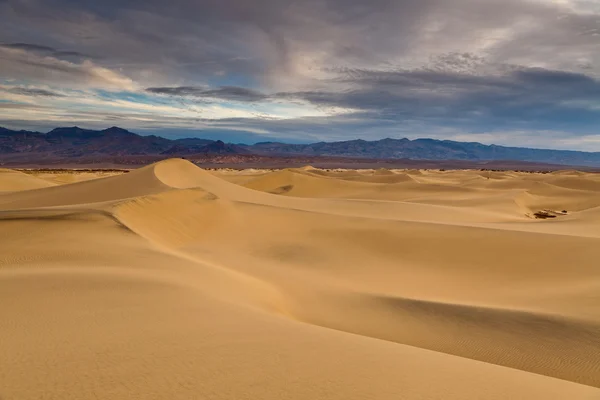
[{"x1": 1, "y1": 0, "x2": 600, "y2": 149}]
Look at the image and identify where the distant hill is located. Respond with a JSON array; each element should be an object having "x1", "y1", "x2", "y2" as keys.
[
  {"x1": 0, "y1": 126, "x2": 172, "y2": 157},
  {"x1": 1, "y1": 126, "x2": 600, "y2": 167},
  {"x1": 250, "y1": 138, "x2": 600, "y2": 167},
  {"x1": 161, "y1": 140, "x2": 249, "y2": 155}
]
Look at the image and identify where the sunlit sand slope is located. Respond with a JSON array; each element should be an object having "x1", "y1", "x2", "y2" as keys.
[
  {"x1": 1, "y1": 159, "x2": 599, "y2": 400},
  {"x1": 0, "y1": 168, "x2": 56, "y2": 191}
]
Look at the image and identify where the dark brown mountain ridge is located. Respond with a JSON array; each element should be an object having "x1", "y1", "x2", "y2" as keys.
[{"x1": 1, "y1": 126, "x2": 599, "y2": 167}]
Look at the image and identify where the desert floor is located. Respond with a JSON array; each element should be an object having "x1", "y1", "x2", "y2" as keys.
[{"x1": 1, "y1": 159, "x2": 599, "y2": 399}]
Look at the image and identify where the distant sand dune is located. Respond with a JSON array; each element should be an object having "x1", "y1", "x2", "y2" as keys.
[
  {"x1": 1, "y1": 159, "x2": 599, "y2": 399},
  {"x1": 0, "y1": 168, "x2": 56, "y2": 192}
]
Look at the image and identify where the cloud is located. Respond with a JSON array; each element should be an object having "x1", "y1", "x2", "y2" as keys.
[
  {"x1": 0, "y1": 45, "x2": 136, "y2": 90},
  {"x1": 145, "y1": 65, "x2": 600, "y2": 132},
  {"x1": 0, "y1": 42, "x2": 91, "y2": 59},
  {"x1": 1, "y1": 0, "x2": 600, "y2": 149},
  {"x1": 2, "y1": 43, "x2": 57, "y2": 52},
  {"x1": 274, "y1": 65, "x2": 600, "y2": 131},
  {"x1": 6, "y1": 0, "x2": 597, "y2": 87},
  {"x1": 6, "y1": 87, "x2": 65, "y2": 97},
  {"x1": 147, "y1": 86, "x2": 268, "y2": 102}
]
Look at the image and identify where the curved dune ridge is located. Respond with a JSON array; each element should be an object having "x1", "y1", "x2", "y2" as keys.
[{"x1": 1, "y1": 158, "x2": 600, "y2": 400}]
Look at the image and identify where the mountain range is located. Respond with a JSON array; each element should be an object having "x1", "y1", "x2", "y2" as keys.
[{"x1": 1, "y1": 126, "x2": 599, "y2": 167}]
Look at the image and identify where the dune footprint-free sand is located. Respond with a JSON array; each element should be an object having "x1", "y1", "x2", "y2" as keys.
[{"x1": 1, "y1": 159, "x2": 599, "y2": 399}]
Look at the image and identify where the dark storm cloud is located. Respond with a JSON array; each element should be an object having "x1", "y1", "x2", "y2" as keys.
[
  {"x1": 2, "y1": 0, "x2": 599, "y2": 86},
  {"x1": 283, "y1": 66, "x2": 600, "y2": 130},
  {"x1": 4, "y1": 0, "x2": 594, "y2": 83}
]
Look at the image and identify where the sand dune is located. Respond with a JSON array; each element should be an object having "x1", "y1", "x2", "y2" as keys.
[
  {"x1": 1, "y1": 159, "x2": 599, "y2": 400},
  {"x1": 0, "y1": 168, "x2": 56, "y2": 191}
]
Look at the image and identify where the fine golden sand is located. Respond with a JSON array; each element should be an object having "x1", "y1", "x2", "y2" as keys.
[{"x1": 1, "y1": 159, "x2": 599, "y2": 399}]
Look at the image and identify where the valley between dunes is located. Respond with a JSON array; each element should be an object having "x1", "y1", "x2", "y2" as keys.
[{"x1": 1, "y1": 159, "x2": 599, "y2": 399}]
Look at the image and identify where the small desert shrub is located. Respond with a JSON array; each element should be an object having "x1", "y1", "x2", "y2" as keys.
[{"x1": 533, "y1": 211, "x2": 557, "y2": 219}]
